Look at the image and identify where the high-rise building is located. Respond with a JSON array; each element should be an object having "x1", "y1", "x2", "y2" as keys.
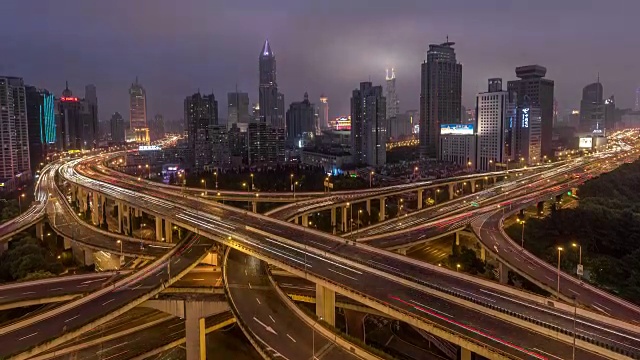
[
  {"x1": 228, "y1": 123, "x2": 247, "y2": 164},
  {"x1": 80, "y1": 84, "x2": 98, "y2": 148},
  {"x1": 351, "y1": 82, "x2": 386, "y2": 166},
  {"x1": 508, "y1": 98, "x2": 542, "y2": 165},
  {"x1": 227, "y1": 91, "x2": 250, "y2": 126},
  {"x1": 210, "y1": 124, "x2": 231, "y2": 168},
  {"x1": 579, "y1": 82, "x2": 604, "y2": 132},
  {"x1": 259, "y1": 40, "x2": 281, "y2": 127},
  {"x1": 110, "y1": 112, "x2": 125, "y2": 143},
  {"x1": 420, "y1": 41, "x2": 463, "y2": 159},
  {"x1": 25, "y1": 86, "x2": 55, "y2": 173},
  {"x1": 319, "y1": 95, "x2": 329, "y2": 130},
  {"x1": 507, "y1": 65, "x2": 554, "y2": 157},
  {"x1": 276, "y1": 92, "x2": 285, "y2": 129},
  {"x1": 185, "y1": 92, "x2": 218, "y2": 172},
  {"x1": 636, "y1": 87, "x2": 640, "y2": 111},
  {"x1": 251, "y1": 103, "x2": 260, "y2": 123},
  {"x1": 386, "y1": 68, "x2": 399, "y2": 119},
  {"x1": 604, "y1": 96, "x2": 616, "y2": 132},
  {"x1": 56, "y1": 82, "x2": 83, "y2": 151},
  {"x1": 149, "y1": 114, "x2": 165, "y2": 142},
  {"x1": 474, "y1": 78, "x2": 514, "y2": 171},
  {"x1": 285, "y1": 92, "x2": 315, "y2": 147},
  {"x1": 0, "y1": 76, "x2": 30, "y2": 186},
  {"x1": 247, "y1": 122, "x2": 285, "y2": 164},
  {"x1": 129, "y1": 77, "x2": 148, "y2": 144}
]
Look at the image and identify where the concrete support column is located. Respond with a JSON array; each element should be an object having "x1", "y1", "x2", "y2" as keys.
[
  {"x1": 122, "y1": 204, "x2": 131, "y2": 236},
  {"x1": 366, "y1": 199, "x2": 371, "y2": 214},
  {"x1": 460, "y1": 348, "x2": 472, "y2": 360},
  {"x1": 294, "y1": 217, "x2": 299, "y2": 225},
  {"x1": 448, "y1": 184, "x2": 455, "y2": 200},
  {"x1": 252, "y1": 201, "x2": 257, "y2": 213},
  {"x1": 379, "y1": 197, "x2": 386, "y2": 221},
  {"x1": 331, "y1": 207, "x2": 337, "y2": 235},
  {"x1": 155, "y1": 217, "x2": 163, "y2": 241},
  {"x1": 417, "y1": 189, "x2": 424, "y2": 210},
  {"x1": 185, "y1": 304, "x2": 207, "y2": 360},
  {"x1": 36, "y1": 222, "x2": 44, "y2": 241},
  {"x1": 165, "y1": 220, "x2": 173, "y2": 243},
  {"x1": 492, "y1": 176, "x2": 497, "y2": 184},
  {"x1": 396, "y1": 248, "x2": 407, "y2": 256},
  {"x1": 301, "y1": 214, "x2": 309, "y2": 227},
  {"x1": 116, "y1": 201, "x2": 123, "y2": 234},
  {"x1": 342, "y1": 206, "x2": 348, "y2": 232},
  {"x1": 480, "y1": 246, "x2": 486, "y2": 261},
  {"x1": 91, "y1": 192, "x2": 99, "y2": 226},
  {"x1": 470, "y1": 180, "x2": 476, "y2": 193},
  {"x1": 315, "y1": 284, "x2": 336, "y2": 326},
  {"x1": 498, "y1": 262, "x2": 509, "y2": 284},
  {"x1": 455, "y1": 231, "x2": 460, "y2": 246},
  {"x1": 63, "y1": 237, "x2": 72, "y2": 250}
]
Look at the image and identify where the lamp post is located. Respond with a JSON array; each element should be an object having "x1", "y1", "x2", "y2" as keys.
[
  {"x1": 557, "y1": 246, "x2": 564, "y2": 296},
  {"x1": 358, "y1": 209, "x2": 362, "y2": 231},
  {"x1": 435, "y1": 189, "x2": 440, "y2": 205},
  {"x1": 489, "y1": 159, "x2": 494, "y2": 172},
  {"x1": 518, "y1": 219, "x2": 526, "y2": 249},
  {"x1": 572, "y1": 295, "x2": 577, "y2": 360},
  {"x1": 369, "y1": 171, "x2": 374, "y2": 188},
  {"x1": 116, "y1": 240, "x2": 123, "y2": 266},
  {"x1": 312, "y1": 316, "x2": 323, "y2": 359},
  {"x1": 456, "y1": 264, "x2": 461, "y2": 272},
  {"x1": 214, "y1": 171, "x2": 218, "y2": 189},
  {"x1": 145, "y1": 164, "x2": 150, "y2": 179},
  {"x1": 250, "y1": 173, "x2": 254, "y2": 190},
  {"x1": 18, "y1": 193, "x2": 25, "y2": 215},
  {"x1": 294, "y1": 181, "x2": 298, "y2": 199},
  {"x1": 572, "y1": 242, "x2": 582, "y2": 280},
  {"x1": 201, "y1": 179, "x2": 207, "y2": 196},
  {"x1": 290, "y1": 174, "x2": 294, "y2": 193}
]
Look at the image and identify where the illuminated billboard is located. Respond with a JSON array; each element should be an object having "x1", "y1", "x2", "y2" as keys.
[
  {"x1": 579, "y1": 137, "x2": 593, "y2": 149},
  {"x1": 440, "y1": 124, "x2": 474, "y2": 135},
  {"x1": 138, "y1": 145, "x2": 161, "y2": 151}
]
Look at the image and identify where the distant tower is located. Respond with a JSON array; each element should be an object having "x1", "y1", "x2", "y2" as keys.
[
  {"x1": 259, "y1": 40, "x2": 282, "y2": 128},
  {"x1": 319, "y1": 95, "x2": 329, "y2": 130},
  {"x1": 636, "y1": 87, "x2": 640, "y2": 111},
  {"x1": 385, "y1": 68, "x2": 399, "y2": 119},
  {"x1": 129, "y1": 77, "x2": 149, "y2": 144}
]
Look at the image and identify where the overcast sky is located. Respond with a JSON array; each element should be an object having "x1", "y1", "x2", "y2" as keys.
[{"x1": 1, "y1": 0, "x2": 638, "y2": 122}]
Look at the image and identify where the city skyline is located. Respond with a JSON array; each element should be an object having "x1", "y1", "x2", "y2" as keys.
[{"x1": 1, "y1": 1, "x2": 638, "y2": 123}]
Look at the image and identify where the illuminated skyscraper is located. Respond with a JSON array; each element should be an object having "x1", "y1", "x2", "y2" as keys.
[
  {"x1": 129, "y1": 77, "x2": 149, "y2": 144},
  {"x1": 185, "y1": 92, "x2": 218, "y2": 171},
  {"x1": 385, "y1": 68, "x2": 399, "y2": 119},
  {"x1": 259, "y1": 40, "x2": 283, "y2": 128},
  {"x1": 227, "y1": 91, "x2": 250, "y2": 126},
  {"x1": 420, "y1": 41, "x2": 463, "y2": 159},
  {"x1": 351, "y1": 82, "x2": 386, "y2": 166},
  {"x1": 319, "y1": 95, "x2": 329, "y2": 130},
  {"x1": 26, "y1": 86, "x2": 55, "y2": 172},
  {"x1": 0, "y1": 76, "x2": 30, "y2": 185}
]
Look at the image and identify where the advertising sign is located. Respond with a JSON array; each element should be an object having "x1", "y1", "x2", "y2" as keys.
[
  {"x1": 440, "y1": 124, "x2": 474, "y2": 135},
  {"x1": 521, "y1": 108, "x2": 530, "y2": 128},
  {"x1": 579, "y1": 137, "x2": 593, "y2": 149},
  {"x1": 138, "y1": 145, "x2": 161, "y2": 151},
  {"x1": 577, "y1": 264, "x2": 584, "y2": 276}
]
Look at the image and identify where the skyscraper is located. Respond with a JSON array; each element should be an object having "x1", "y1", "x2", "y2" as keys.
[
  {"x1": 285, "y1": 92, "x2": 315, "y2": 147},
  {"x1": 0, "y1": 76, "x2": 30, "y2": 186},
  {"x1": 185, "y1": 92, "x2": 218, "y2": 172},
  {"x1": 351, "y1": 82, "x2": 386, "y2": 166},
  {"x1": 276, "y1": 92, "x2": 285, "y2": 129},
  {"x1": 474, "y1": 78, "x2": 515, "y2": 171},
  {"x1": 419, "y1": 41, "x2": 463, "y2": 159},
  {"x1": 247, "y1": 122, "x2": 285, "y2": 164},
  {"x1": 129, "y1": 77, "x2": 148, "y2": 144},
  {"x1": 636, "y1": 87, "x2": 640, "y2": 111},
  {"x1": 386, "y1": 68, "x2": 399, "y2": 119},
  {"x1": 579, "y1": 82, "x2": 604, "y2": 132},
  {"x1": 319, "y1": 95, "x2": 329, "y2": 130},
  {"x1": 227, "y1": 91, "x2": 250, "y2": 126},
  {"x1": 25, "y1": 86, "x2": 55, "y2": 171},
  {"x1": 507, "y1": 65, "x2": 554, "y2": 158},
  {"x1": 110, "y1": 112, "x2": 125, "y2": 143},
  {"x1": 56, "y1": 82, "x2": 83, "y2": 151},
  {"x1": 259, "y1": 40, "x2": 281, "y2": 127},
  {"x1": 149, "y1": 114, "x2": 165, "y2": 141},
  {"x1": 82, "y1": 84, "x2": 98, "y2": 148},
  {"x1": 509, "y1": 98, "x2": 542, "y2": 165}
]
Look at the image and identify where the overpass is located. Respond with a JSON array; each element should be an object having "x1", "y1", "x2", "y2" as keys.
[{"x1": 60, "y1": 154, "x2": 640, "y2": 359}]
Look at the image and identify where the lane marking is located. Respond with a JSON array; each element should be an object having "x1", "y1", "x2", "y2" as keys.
[
  {"x1": 18, "y1": 332, "x2": 38, "y2": 341},
  {"x1": 49, "y1": 288, "x2": 63, "y2": 291},
  {"x1": 594, "y1": 302, "x2": 611, "y2": 311},
  {"x1": 102, "y1": 298, "x2": 115, "y2": 306},
  {"x1": 256, "y1": 298, "x2": 261, "y2": 305},
  {"x1": 103, "y1": 350, "x2": 129, "y2": 360},
  {"x1": 327, "y1": 268, "x2": 357, "y2": 281},
  {"x1": 409, "y1": 299, "x2": 454, "y2": 318},
  {"x1": 287, "y1": 334, "x2": 296, "y2": 342},
  {"x1": 65, "y1": 315, "x2": 79, "y2": 323},
  {"x1": 192, "y1": 278, "x2": 205, "y2": 281},
  {"x1": 248, "y1": 282, "x2": 252, "y2": 289},
  {"x1": 131, "y1": 284, "x2": 142, "y2": 290},
  {"x1": 451, "y1": 287, "x2": 496, "y2": 303},
  {"x1": 22, "y1": 292, "x2": 36, "y2": 295},
  {"x1": 532, "y1": 348, "x2": 563, "y2": 360},
  {"x1": 269, "y1": 315, "x2": 275, "y2": 323},
  {"x1": 568, "y1": 288, "x2": 580, "y2": 295}
]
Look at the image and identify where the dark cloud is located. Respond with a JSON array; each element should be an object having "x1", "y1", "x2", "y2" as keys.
[{"x1": 1, "y1": 0, "x2": 638, "y2": 122}]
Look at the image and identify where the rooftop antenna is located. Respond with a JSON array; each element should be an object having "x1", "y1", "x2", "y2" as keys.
[{"x1": 446, "y1": 35, "x2": 449, "y2": 43}]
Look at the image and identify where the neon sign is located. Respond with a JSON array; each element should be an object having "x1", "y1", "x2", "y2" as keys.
[
  {"x1": 522, "y1": 108, "x2": 529, "y2": 128},
  {"x1": 60, "y1": 97, "x2": 79, "y2": 102}
]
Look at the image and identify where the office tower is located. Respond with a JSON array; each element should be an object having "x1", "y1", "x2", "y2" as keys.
[
  {"x1": 475, "y1": 78, "x2": 514, "y2": 171},
  {"x1": 247, "y1": 122, "x2": 285, "y2": 164},
  {"x1": 604, "y1": 96, "x2": 616, "y2": 132},
  {"x1": 420, "y1": 41, "x2": 463, "y2": 159},
  {"x1": 579, "y1": 82, "x2": 604, "y2": 132},
  {"x1": 285, "y1": 92, "x2": 315, "y2": 147},
  {"x1": 185, "y1": 92, "x2": 218, "y2": 172},
  {"x1": 388, "y1": 112, "x2": 413, "y2": 140},
  {"x1": 259, "y1": 40, "x2": 281, "y2": 127},
  {"x1": 439, "y1": 127, "x2": 476, "y2": 168},
  {"x1": 319, "y1": 95, "x2": 329, "y2": 130},
  {"x1": 386, "y1": 68, "x2": 399, "y2": 119},
  {"x1": 78, "y1": 84, "x2": 98, "y2": 149},
  {"x1": 56, "y1": 82, "x2": 83, "y2": 151},
  {"x1": 110, "y1": 112, "x2": 125, "y2": 143},
  {"x1": 636, "y1": 87, "x2": 640, "y2": 111},
  {"x1": 149, "y1": 114, "x2": 165, "y2": 141},
  {"x1": 228, "y1": 123, "x2": 247, "y2": 164},
  {"x1": 0, "y1": 76, "x2": 30, "y2": 185},
  {"x1": 553, "y1": 98, "x2": 559, "y2": 127},
  {"x1": 227, "y1": 91, "x2": 250, "y2": 126},
  {"x1": 276, "y1": 92, "x2": 285, "y2": 129},
  {"x1": 129, "y1": 77, "x2": 149, "y2": 144},
  {"x1": 351, "y1": 82, "x2": 386, "y2": 166},
  {"x1": 509, "y1": 97, "x2": 542, "y2": 165},
  {"x1": 251, "y1": 103, "x2": 260, "y2": 123},
  {"x1": 210, "y1": 124, "x2": 231, "y2": 168},
  {"x1": 507, "y1": 65, "x2": 554, "y2": 157},
  {"x1": 25, "y1": 86, "x2": 55, "y2": 172}
]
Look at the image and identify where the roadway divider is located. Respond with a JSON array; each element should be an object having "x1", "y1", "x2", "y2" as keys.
[
  {"x1": 245, "y1": 226, "x2": 638, "y2": 360},
  {"x1": 266, "y1": 266, "x2": 387, "y2": 360},
  {"x1": 6, "y1": 235, "x2": 213, "y2": 360}
]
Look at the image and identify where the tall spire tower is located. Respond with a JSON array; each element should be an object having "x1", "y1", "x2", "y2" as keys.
[
  {"x1": 259, "y1": 40, "x2": 282, "y2": 127},
  {"x1": 385, "y1": 68, "x2": 399, "y2": 119}
]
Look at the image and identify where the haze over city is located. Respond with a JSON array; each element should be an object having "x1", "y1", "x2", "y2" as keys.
[{"x1": 2, "y1": 0, "x2": 639, "y2": 121}]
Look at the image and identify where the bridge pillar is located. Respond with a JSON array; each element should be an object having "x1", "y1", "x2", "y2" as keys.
[
  {"x1": 164, "y1": 220, "x2": 173, "y2": 242},
  {"x1": 460, "y1": 347, "x2": 472, "y2": 360},
  {"x1": 379, "y1": 197, "x2": 386, "y2": 221},
  {"x1": 331, "y1": 207, "x2": 337, "y2": 235},
  {"x1": 448, "y1": 184, "x2": 455, "y2": 200},
  {"x1": 492, "y1": 176, "x2": 497, "y2": 184},
  {"x1": 470, "y1": 180, "x2": 476, "y2": 193},
  {"x1": 480, "y1": 246, "x2": 485, "y2": 261},
  {"x1": 344, "y1": 309, "x2": 366, "y2": 341},
  {"x1": 122, "y1": 204, "x2": 132, "y2": 236},
  {"x1": 301, "y1": 214, "x2": 309, "y2": 227},
  {"x1": 155, "y1": 216, "x2": 163, "y2": 241},
  {"x1": 91, "y1": 192, "x2": 99, "y2": 226},
  {"x1": 116, "y1": 201, "x2": 123, "y2": 233},
  {"x1": 294, "y1": 217, "x2": 299, "y2": 225},
  {"x1": 417, "y1": 189, "x2": 424, "y2": 209},
  {"x1": 396, "y1": 248, "x2": 407, "y2": 256},
  {"x1": 185, "y1": 303, "x2": 208, "y2": 360},
  {"x1": 455, "y1": 231, "x2": 460, "y2": 246},
  {"x1": 316, "y1": 284, "x2": 335, "y2": 326},
  {"x1": 252, "y1": 201, "x2": 257, "y2": 213},
  {"x1": 36, "y1": 222, "x2": 44, "y2": 241},
  {"x1": 498, "y1": 262, "x2": 509, "y2": 284},
  {"x1": 366, "y1": 199, "x2": 371, "y2": 214},
  {"x1": 342, "y1": 206, "x2": 348, "y2": 232},
  {"x1": 63, "y1": 237, "x2": 72, "y2": 250}
]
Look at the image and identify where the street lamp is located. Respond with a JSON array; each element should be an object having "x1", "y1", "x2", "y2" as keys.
[
  {"x1": 250, "y1": 173, "x2": 254, "y2": 190},
  {"x1": 312, "y1": 316, "x2": 323, "y2": 359},
  {"x1": 456, "y1": 264, "x2": 461, "y2": 272},
  {"x1": 572, "y1": 242, "x2": 582, "y2": 280},
  {"x1": 557, "y1": 246, "x2": 564, "y2": 296},
  {"x1": 518, "y1": 219, "x2": 526, "y2": 249},
  {"x1": 369, "y1": 171, "x2": 374, "y2": 188},
  {"x1": 201, "y1": 179, "x2": 207, "y2": 196},
  {"x1": 294, "y1": 181, "x2": 299, "y2": 199},
  {"x1": 358, "y1": 209, "x2": 363, "y2": 231},
  {"x1": 116, "y1": 239, "x2": 123, "y2": 266},
  {"x1": 18, "y1": 193, "x2": 25, "y2": 215},
  {"x1": 214, "y1": 171, "x2": 218, "y2": 189},
  {"x1": 145, "y1": 164, "x2": 150, "y2": 179}
]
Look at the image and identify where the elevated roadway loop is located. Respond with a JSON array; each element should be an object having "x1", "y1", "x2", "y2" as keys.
[{"x1": 67, "y1": 155, "x2": 640, "y2": 359}]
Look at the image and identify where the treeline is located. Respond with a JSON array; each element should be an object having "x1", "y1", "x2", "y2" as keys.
[
  {"x1": 0, "y1": 234, "x2": 63, "y2": 283},
  {"x1": 507, "y1": 160, "x2": 640, "y2": 303}
]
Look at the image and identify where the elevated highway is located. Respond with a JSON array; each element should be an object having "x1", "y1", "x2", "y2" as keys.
[{"x1": 63, "y1": 154, "x2": 640, "y2": 359}]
